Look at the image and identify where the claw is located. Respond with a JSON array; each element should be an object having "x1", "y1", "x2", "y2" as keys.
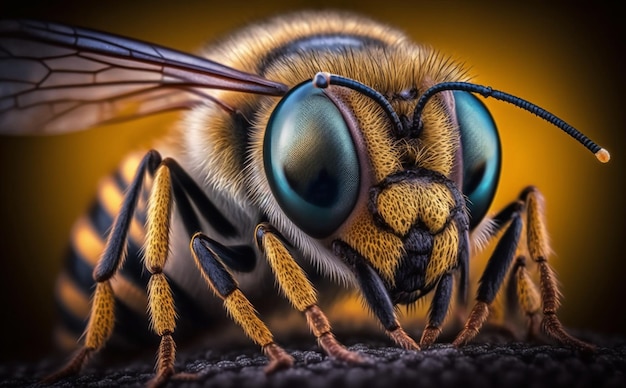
[
  {"x1": 452, "y1": 327, "x2": 479, "y2": 347},
  {"x1": 41, "y1": 346, "x2": 94, "y2": 385},
  {"x1": 263, "y1": 342, "x2": 295, "y2": 374},
  {"x1": 388, "y1": 327, "x2": 420, "y2": 350},
  {"x1": 305, "y1": 304, "x2": 368, "y2": 364},
  {"x1": 318, "y1": 332, "x2": 367, "y2": 364},
  {"x1": 542, "y1": 313, "x2": 596, "y2": 353},
  {"x1": 453, "y1": 301, "x2": 489, "y2": 347},
  {"x1": 419, "y1": 325, "x2": 442, "y2": 348}
]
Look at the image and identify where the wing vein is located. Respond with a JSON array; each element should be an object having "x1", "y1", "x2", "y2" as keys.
[{"x1": 0, "y1": 19, "x2": 287, "y2": 134}]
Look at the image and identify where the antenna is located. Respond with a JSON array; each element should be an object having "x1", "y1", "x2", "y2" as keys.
[
  {"x1": 413, "y1": 82, "x2": 610, "y2": 163},
  {"x1": 313, "y1": 72, "x2": 406, "y2": 138}
]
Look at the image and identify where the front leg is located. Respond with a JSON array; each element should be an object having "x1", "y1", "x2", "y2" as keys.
[
  {"x1": 189, "y1": 233, "x2": 293, "y2": 374},
  {"x1": 523, "y1": 187, "x2": 594, "y2": 351},
  {"x1": 419, "y1": 272, "x2": 454, "y2": 347},
  {"x1": 333, "y1": 241, "x2": 420, "y2": 351},
  {"x1": 255, "y1": 223, "x2": 365, "y2": 363},
  {"x1": 454, "y1": 186, "x2": 594, "y2": 352},
  {"x1": 453, "y1": 200, "x2": 523, "y2": 347},
  {"x1": 158, "y1": 158, "x2": 294, "y2": 376}
]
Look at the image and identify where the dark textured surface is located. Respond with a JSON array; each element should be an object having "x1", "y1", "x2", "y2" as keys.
[{"x1": 1, "y1": 331, "x2": 625, "y2": 388}]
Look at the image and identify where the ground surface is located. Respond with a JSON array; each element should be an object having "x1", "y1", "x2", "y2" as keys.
[{"x1": 1, "y1": 331, "x2": 624, "y2": 388}]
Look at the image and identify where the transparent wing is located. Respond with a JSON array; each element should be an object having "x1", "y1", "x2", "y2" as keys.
[{"x1": 0, "y1": 19, "x2": 288, "y2": 134}]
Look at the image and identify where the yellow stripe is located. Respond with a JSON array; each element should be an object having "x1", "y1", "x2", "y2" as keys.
[
  {"x1": 98, "y1": 176, "x2": 146, "y2": 244},
  {"x1": 55, "y1": 271, "x2": 90, "y2": 320},
  {"x1": 72, "y1": 215, "x2": 148, "y2": 316},
  {"x1": 119, "y1": 151, "x2": 144, "y2": 186},
  {"x1": 72, "y1": 216, "x2": 105, "y2": 265},
  {"x1": 119, "y1": 151, "x2": 153, "y2": 229},
  {"x1": 110, "y1": 276, "x2": 148, "y2": 317}
]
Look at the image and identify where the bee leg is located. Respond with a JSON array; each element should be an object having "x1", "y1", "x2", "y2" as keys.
[
  {"x1": 453, "y1": 201, "x2": 524, "y2": 347},
  {"x1": 446, "y1": 241, "x2": 471, "y2": 333},
  {"x1": 163, "y1": 158, "x2": 292, "y2": 376},
  {"x1": 43, "y1": 150, "x2": 162, "y2": 384},
  {"x1": 508, "y1": 256, "x2": 542, "y2": 341},
  {"x1": 42, "y1": 285, "x2": 111, "y2": 383},
  {"x1": 455, "y1": 187, "x2": 594, "y2": 351},
  {"x1": 256, "y1": 224, "x2": 366, "y2": 364},
  {"x1": 333, "y1": 241, "x2": 420, "y2": 351},
  {"x1": 143, "y1": 161, "x2": 195, "y2": 387},
  {"x1": 456, "y1": 233, "x2": 470, "y2": 311},
  {"x1": 163, "y1": 158, "x2": 239, "y2": 240},
  {"x1": 521, "y1": 187, "x2": 594, "y2": 352},
  {"x1": 420, "y1": 273, "x2": 453, "y2": 347},
  {"x1": 189, "y1": 233, "x2": 294, "y2": 374}
]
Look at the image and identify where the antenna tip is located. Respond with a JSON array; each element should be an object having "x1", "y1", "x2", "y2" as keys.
[{"x1": 595, "y1": 148, "x2": 610, "y2": 163}]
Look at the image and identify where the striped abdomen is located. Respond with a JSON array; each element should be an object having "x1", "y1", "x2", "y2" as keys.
[{"x1": 53, "y1": 151, "x2": 213, "y2": 350}]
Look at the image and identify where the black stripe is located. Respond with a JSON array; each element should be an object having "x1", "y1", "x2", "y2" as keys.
[
  {"x1": 54, "y1": 277, "x2": 89, "y2": 336},
  {"x1": 60, "y1": 241, "x2": 205, "y2": 346},
  {"x1": 64, "y1": 245, "x2": 95, "y2": 294},
  {"x1": 114, "y1": 167, "x2": 150, "y2": 223},
  {"x1": 59, "y1": 159, "x2": 221, "y2": 347},
  {"x1": 164, "y1": 158, "x2": 239, "y2": 238},
  {"x1": 58, "y1": 245, "x2": 155, "y2": 346},
  {"x1": 117, "y1": 226, "x2": 214, "y2": 330},
  {"x1": 54, "y1": 282, "x2": 157, "y2": 349},
  {"x1": 87, "y1": 199, "x2": 113, "y2": 240},
  {"x1": 111, "y1": 295, "x2": 155, "y2": 346},
  {"x1": 113, "y1": 169, "x2": 128, "y2": 191},
  {"x1": 258, "y1": 33, "x2": 386, "y2": 75}
]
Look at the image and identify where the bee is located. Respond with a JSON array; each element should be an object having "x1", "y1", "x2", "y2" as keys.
[{"x1": 0, "y1": 10, "x2": 610, "y2": 387}]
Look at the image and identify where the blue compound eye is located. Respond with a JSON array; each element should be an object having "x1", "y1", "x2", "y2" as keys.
[
  {"x1": 264, "y1": 81, "x2": 360, "y2": 238},
  {"x1": 454, "y1": 91, "x2": 502, "y2": 228}
]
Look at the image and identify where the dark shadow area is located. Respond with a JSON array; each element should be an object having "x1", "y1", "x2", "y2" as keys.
[{"x1": 1, "y1": 329, "x2": 624, "y2": 388}]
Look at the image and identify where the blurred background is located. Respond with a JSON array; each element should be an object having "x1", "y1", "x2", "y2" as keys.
[{"x1": 0, "y1": 0, "x2": 623, "y2": 364}]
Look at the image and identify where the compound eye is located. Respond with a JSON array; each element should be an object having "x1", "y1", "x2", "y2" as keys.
[
  {"x1": 264, "y1": 81, "x2": 360, "y2": 238},
  {"x1": 454, "y1": 91, "x2": 502, "y2": 228}
]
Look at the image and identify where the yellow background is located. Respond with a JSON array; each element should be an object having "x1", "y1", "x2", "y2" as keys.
[{"x1": 0, "y1": 1, "x2": 623, "y2": 362}]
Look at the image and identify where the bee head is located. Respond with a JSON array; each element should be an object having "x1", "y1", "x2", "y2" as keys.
[
  {"x1": 261, "y1": 71, "x2": 476, "y2": 293},
  {"x1": 259, "y1": 69, "x2": 608, "y2": 292}
]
